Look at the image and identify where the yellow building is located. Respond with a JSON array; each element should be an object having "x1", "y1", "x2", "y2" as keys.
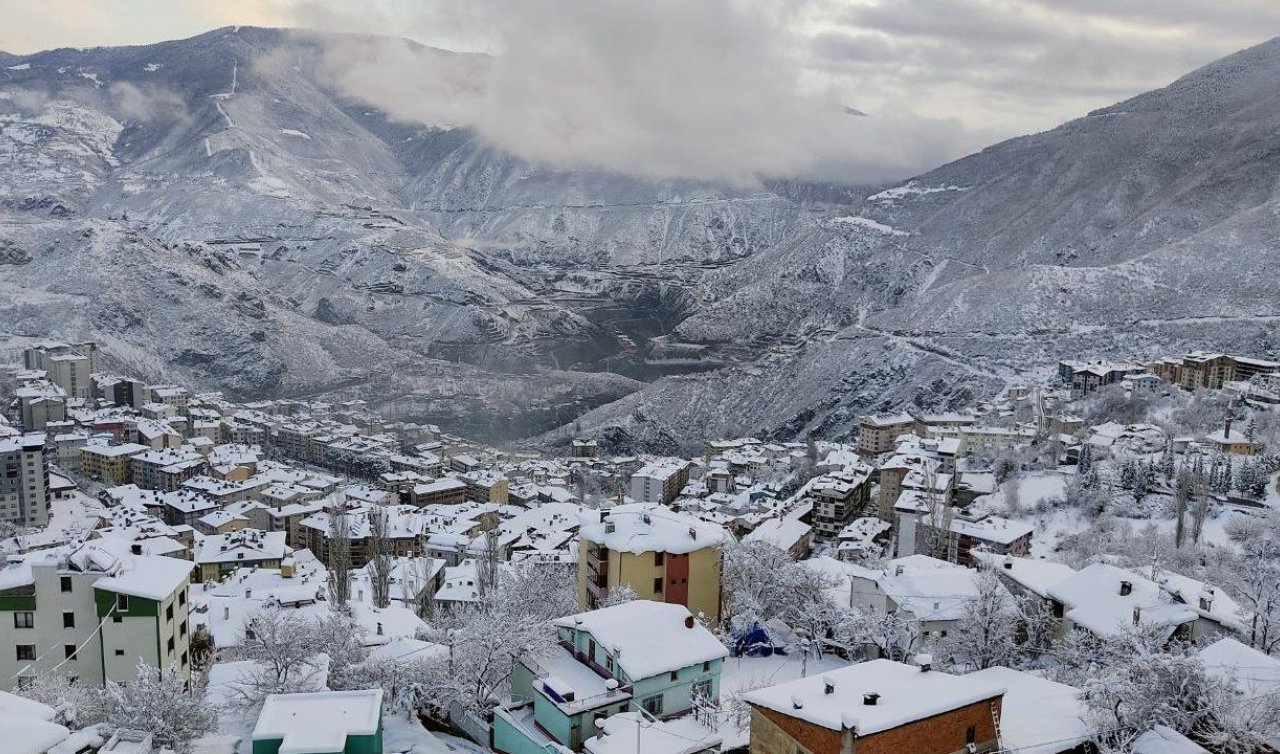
[
  {"x1": 578, "y1": 503, "x2": 729, "y2": 624},
  {"x1": 79, "y1": 443, "x2": 148, "y2": 485}
]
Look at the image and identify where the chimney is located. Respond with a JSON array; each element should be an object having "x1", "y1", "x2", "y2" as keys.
[
  {"x1": 1119, "y1": 580, "x2": 1133, "y2": 597},
  {"x1": 862, "y1": 693, "x2": 880, "y2": 706},
  {"x1": 223, "y1": 605, "x2": 230, "y2": 620},
  {"x1": 130, "y1": 543, "x2": 142, "y2": 555},
  {"x1": 689, "y1": 527, "x2": 697, "y2": 541},
  {"x1": 791, "y1": 695, "x2": 805, "y2": 710},
  {"x1": 245, "y1": 589, "x2": 252, "y2": 598},
  {"x1": 895, "y1": 565, "x2": 904, "y2": 577},
  {"x1": 377, "y1": 622, "x2": 384, "y2": 636},
  {"x1": 1133, "y1": 606, "x2": 1142, "y2": 626},
  {"x1": 642, "y1": 513, "x2": 651, "y2": 525},
  {"x1": 1003, "y1": 555, "x2": 1013, "y2": 570},
  {"x1": 823, "y1": 676, "x2": 836, "y2": 695},
  {"x1": 915, "y1": 653, "x2": 933, "y2": 672},
  {"x1": 684, "y1": 615, "x2": 695, "y2": 629}
]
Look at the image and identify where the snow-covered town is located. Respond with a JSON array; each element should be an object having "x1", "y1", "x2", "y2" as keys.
[{"x1": 2, "y1": 342, "x2": 1279, "y2": 754}]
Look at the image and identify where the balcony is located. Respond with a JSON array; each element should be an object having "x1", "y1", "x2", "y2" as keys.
[
  {"x1": 585, "y1": 577, "x2": 608, "y2": 606},
  {"x1": 584, "y1": 545, "x2": 609, "y2": 573}
]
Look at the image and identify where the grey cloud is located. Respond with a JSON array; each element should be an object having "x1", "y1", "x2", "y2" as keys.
[
  {"x1": 292, "y1": 0, "x2": 969, "y2": 185},
  {"x1": 108, "y1": 82, "x2": 190, "y2": 124}
]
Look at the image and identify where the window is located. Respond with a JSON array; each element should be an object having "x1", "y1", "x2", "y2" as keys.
[
  {"x1": 114, "y1": 649, "x2": 125, "y2": 657},
  {"x1": 15, "y1": 645, "x2": 35, "y2": 661},
  {"x1": 178, "y1": 590, "x2": 186, "y2": 607},
  {"x1": 166, "y1": 604, "x2": 174, "y2": 622},
  {"x1": 653, "y1": 577, "x2": 663, "y2": 594},
  {"x1": 112, "y1": 615, "x2": 123, "y2": 623},
  {"x1": 167, "y1": 637, "x2": 175, "y2": 653},
  {"x1": 180, "y1": 620, "x2": 187, "y2": 638},
  {"x1": 181, "y1": 650, "x2": 189, "y2": 667},
  {"x1": 63, "y1": 612, "x2": 75, "y2": 629},
  {"x1": 670, "y1": 671, "x2": 678, "y2": 682},
  {"x1": 64, "y1": 645, "x2": 77, "y2": 661},
  {"x1": 692, "y1": 679, "x2": 713, "y2": 702},
  {"x1": 702, "y1": 661, "x2": 711, "y2": 672},
  {"x1": 115, "y1": 594, "x2": 129, "y2": 612},
  {"x1": 14, "y1": 612, "x2": 34, "y2": 629},
  {"x1": 60, "y1": 576, "x2": 72, "y2": 593},
  {"x1": 966, "y1": 726, "x2": 976, "y2": 745},
  {"x1": 641, "y1": 694, "x2": 664, "y2": 717},
  {"x1": 654, "y1": 552, "x2": 664, "y2": 567}
]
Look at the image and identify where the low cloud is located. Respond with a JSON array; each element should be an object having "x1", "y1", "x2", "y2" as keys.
[
  {"x1": 293, "y1": 0, "x2": 969, "y2": 185},
  {"x1": 108, "y1": 82, "x2": 190, "y2": 124}
]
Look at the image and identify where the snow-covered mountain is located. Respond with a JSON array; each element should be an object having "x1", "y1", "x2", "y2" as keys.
[{"x1": 3, "y1": 27, "x2": 1279, "y2": 449}]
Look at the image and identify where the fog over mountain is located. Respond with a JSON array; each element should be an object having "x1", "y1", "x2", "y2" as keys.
[{"x1": 2, "y1": 27, "x2": 1279, "y2": 450}]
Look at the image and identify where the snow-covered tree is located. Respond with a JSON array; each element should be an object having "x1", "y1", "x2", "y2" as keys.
[
  {"x1": 721, "y1": 540, "x2": 834, "y2": 632},
  {"x1": 940, "y1": 569, "x2": 1017, "y2": 670},
  {"x1": 16, "y1": 672, "x2": 98, "y2": 728},
  {"x1": 229, "y1": 604, "x2": 331, "y2": 705},
  {"x1": 98, "y1": 663, "x2": 217, "y2": 753},
  {"x1": 367, "y1": 507, "x2": 392, "y2": 609},
  {"x1": 847, "y1": 607, "x2": 921, "y2": 662}
]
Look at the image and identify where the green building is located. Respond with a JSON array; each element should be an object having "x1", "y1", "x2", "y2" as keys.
[{"x1": 251, "y1": 689, "x2": 384, "y2": 754}]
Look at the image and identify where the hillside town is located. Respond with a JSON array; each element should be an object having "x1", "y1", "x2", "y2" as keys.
[{"x1": 3, "y1": 341, "x2": 1280, "y2": 754}]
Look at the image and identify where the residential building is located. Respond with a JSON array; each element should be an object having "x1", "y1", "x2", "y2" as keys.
[
  {"x1": 79, "y1": 443, "x2": 149, "y2": 485},
  {"x1": 570, "y1": 440, "x2": 599, "y2": 458},
  {"x1": 743, "y1": 517, "x2": 813, "y2": 558},
  {"x1": 495, "y1": 600, "x2": 727, "y2": 753},
  {"x1": 195, "y1": 530, "x2": 288, "y2": 583},
  {"x1": 629, "y1": 460, "x2": 692, "y2": 505},
  {"x1": 806, "y1": 465, "x2": 874, "y2": 541},
  {"x1": 0, "y1": 543, "x2": 191, "y2": 689},
  {"x1": 743, "y1": 659, "x2": 1004, "y2": 754},
  {"x1": 1057, "y1": 359, "x2": 1145, "y2": 396},
  {"x1": 23, "y1": 343, "x2": 100, "y2": 401},
  {"x1": 857, "y1": 413, "x2": 915, "y2": 456},
  {"x1": 0, "y1": 434, "x2": 51, "y2": 529},
  {"x1": 410, "y1": 478, "x2": 467, "y2": 506},
  {"x1": 15, "y1": 381, "x2": 67, "y2": 431},
  {"x1": 252, "y1": 690, "x2": 383, "y2": 754},
  {"x1": 461, "y1": 470, "x2": 509, "y2": 504},
  {"x1": 129, "y1": 448, "x2": 208, "y2": 491},
  {"x1": 578, "y1": 504, "x2": 728, "y2": 624}
]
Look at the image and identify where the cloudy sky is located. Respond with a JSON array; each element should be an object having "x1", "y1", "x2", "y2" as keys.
[{"x1": 3, "y1": 0, "x2": 1278, "y2": 182}]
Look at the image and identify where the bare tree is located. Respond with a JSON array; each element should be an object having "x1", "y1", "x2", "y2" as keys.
[
  {"x1": 368, "y1": 507, "x2": 392, "y2": 609},
  {"x1": 327, "y1": 505, "x2": 352, "y2": 607},
  {"x1": 1173, "y1": 465, "x2": 1190, "y2": 548}
]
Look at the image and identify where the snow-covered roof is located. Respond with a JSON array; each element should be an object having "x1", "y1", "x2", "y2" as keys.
[
  {"x1": 743, "y1": 517, "x2": 811, "y2": 551},
  {"x1": 553, "y1": 601, "x2": 727, "y2": 681},
  {"x1": 252, "y1": 690, "x2": 383, "y2": 754},
  {"x1": 974, "y1": 553, "x2": 1075, "y2": 599},
  {"x1": 847, "y1": 555, "x2": 992, "y2": 622},
  {"x1": 1132, "y1": 725, "x2": 1208, "y2": 754},
  {"x1": 584, "y1": 712, "x2": 719, "y2": 754},
  {"x1": 1047, "y1": 563, "x2": 1197, "y2": 639},
  {"x1": 579, "y1": 504, "x2": 729, "y2": 554},
  {"x1": 90, "y1": 551, "x2": 191, "y2": 601},
  {"x1": 197, "y1": 530, "x2": 288, "y2": 565},
  {"x1": 948, "y1": 513, "x2": 1034, "y2": 545},
  {"x1": 965, "y1": 667, "x2": 1087, "y2": 754},
  {"x1": 1198, "y1": 637, "x2": 1280, "y2": 701},
  {"x1": 743, "y1": 659, "x2": 1003, "y2": 735}
]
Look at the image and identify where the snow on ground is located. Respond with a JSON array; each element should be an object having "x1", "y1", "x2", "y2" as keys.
[
  {"x1": 6, "y1": 63, "x2": 31, "y2": 71},
  {"x1": 867, "y1": 181, "x2": 968, "y2": 202},
  {"x1": 382, "y1": 713, "x2": 491, "y2": 754},
  {"x1": 827, "y1": 216, "x2": 908, "y2": 236},
  {"x1": 279, "y1": 129, "x2": 312, "y2": 139},
  {"x1": 718, "y1": 651, "x2": 853, "y2": 748}
]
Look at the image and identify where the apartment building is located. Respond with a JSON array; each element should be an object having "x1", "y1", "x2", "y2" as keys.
[
  {"x1": 1179, "y1": 351, "x2": 1280, "y2": 391},
  {"x1": 807, "y1": 465, "x2": 874, "y2": 541},
  {"x1": 23, "y1": 342, "x2": 100, "y2": 401},
  {"x1": 129, "y1": 449, "x2": 208, "y2": 491},
  {"x1": 79, "y1": 443, "x2": 149, "y2": 485},
  {"x1": 629, "y1": 460, "x2": 691, "y2": 504},
  {"x1": 0, "y1": 543, "x2": 192, "y2": 689},
  {"x1": 857, "y1": 413, "x2": 916, "y2": 456},
  {"x1": 0, "y1": 434, "x2": 51, "y2": 528},
  {"x1": 578, "y1": 504, "x2": 728, "y2": 624}
]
